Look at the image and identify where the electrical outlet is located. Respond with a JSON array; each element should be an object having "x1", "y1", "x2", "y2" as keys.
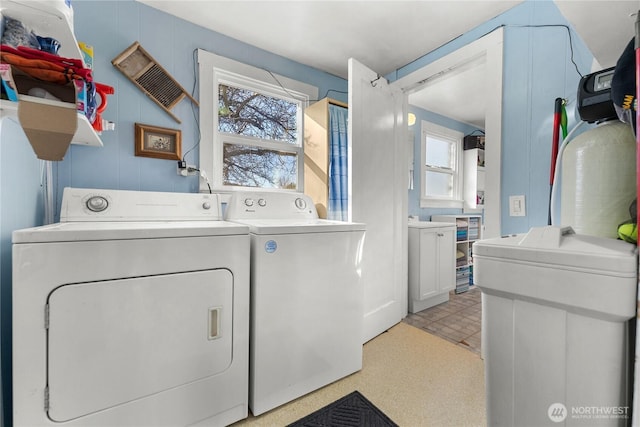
[{"x1": 177, "y1": 162, "x2": 198, "y2": 177}]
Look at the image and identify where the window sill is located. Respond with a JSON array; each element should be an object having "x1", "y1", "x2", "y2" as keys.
[{"x1": 420, "y1": 198, "x2": 464, "y2": 209}]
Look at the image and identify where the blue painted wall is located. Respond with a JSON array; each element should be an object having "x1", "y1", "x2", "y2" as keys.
[
  {"x1": 54, "y1": 0, "x2": 348, "y2": 217},
  {"x1": 0, "y1": 0, "x2": 608, "y2": 423}
]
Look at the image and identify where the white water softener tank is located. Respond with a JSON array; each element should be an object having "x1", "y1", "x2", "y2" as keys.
[
  {"x1": 475, "y1": 226, "x2": 637, "y2": 426},
  {"x1": 561, "y1": 120, "x2": 636, "y2": 238}
]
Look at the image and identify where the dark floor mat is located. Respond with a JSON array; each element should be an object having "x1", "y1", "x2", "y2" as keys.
[{"x1": 287, "y1": 390, "x2": 398, "y2": 427}]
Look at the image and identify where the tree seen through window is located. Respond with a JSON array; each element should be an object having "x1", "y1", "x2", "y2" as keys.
[{"x1": 218, "y1": 84, "x2": 300, "y2": 188}]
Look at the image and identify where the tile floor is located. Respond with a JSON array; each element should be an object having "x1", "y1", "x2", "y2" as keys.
[{"x1": 403, "y1": 285, "x2": 482, "y2": 355}]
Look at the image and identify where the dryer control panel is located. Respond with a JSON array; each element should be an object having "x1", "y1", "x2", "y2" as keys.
[{"x1": 60, "y1": 187, "x2": 222, "y2": 222}]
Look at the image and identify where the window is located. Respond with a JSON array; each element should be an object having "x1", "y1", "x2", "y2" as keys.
[
  {"x1": 420, "y1": 121, "x2": 463, "y2": 208},
  {"x1": 218, "y1": 84, "x2": 299, "y2": 188},
  {"x1": 198, "y1": 50, "x2": 318, "y2": 191}
]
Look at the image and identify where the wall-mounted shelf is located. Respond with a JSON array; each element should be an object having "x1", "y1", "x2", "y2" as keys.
[
  {"x1": 0, "y1": 0, "x2": 104, "y2": 148},
  {"x1": 1, "y1": 0, "x2": 80, "y2": 59},
  {"x1": 0, "y1": 98, "x2": 103, "y2": 147}
]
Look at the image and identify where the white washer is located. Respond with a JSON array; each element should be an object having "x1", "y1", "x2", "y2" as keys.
[
  {"x1": 225, "y1": 191, "x2": 366, "y2": 416},
  {"x1": 12, "y1": 188, "x2": 250, "y2": 427}
]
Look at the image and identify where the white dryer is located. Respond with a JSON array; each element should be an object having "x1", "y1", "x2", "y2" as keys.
[
  {"x1": 225, "y1": 191, "x2": 365, "y2": 416},
  {"x1": 12, "y1": 188, "x2": 250, "y2": 427}
]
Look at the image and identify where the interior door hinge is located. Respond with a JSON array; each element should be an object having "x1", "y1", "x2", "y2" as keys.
[
  {"x1": 44, "y1": 304, "x2": 49, "y2": 330},
  {"x1": 44, "y1": 385, "x2": 49, "y2": 411}
]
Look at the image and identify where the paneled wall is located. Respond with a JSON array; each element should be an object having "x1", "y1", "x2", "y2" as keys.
[{"x1": 56, "y1": 1, "x2": 349, "y2": 215}]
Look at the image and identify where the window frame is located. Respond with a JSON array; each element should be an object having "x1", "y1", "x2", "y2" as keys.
[
  {"x1": 420, "y1": 120, "x2": 464, "y2": 209},
  {"x1": 198, "y1": 49, "x2": 318, "y2": 193}
]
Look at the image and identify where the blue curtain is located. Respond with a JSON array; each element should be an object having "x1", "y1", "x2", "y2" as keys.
[{"x1": 328, "y1": 103, "x2": 348, "y2": 221}]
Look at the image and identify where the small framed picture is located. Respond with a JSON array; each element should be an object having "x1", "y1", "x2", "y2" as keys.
[{"x1": 134, "y1": 123, "x2": 181, "y2": 160}]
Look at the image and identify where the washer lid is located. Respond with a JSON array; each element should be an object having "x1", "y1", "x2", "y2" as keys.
[
  {"x1": 229, "y1": 219, "x2": 365, "y2": 234},
  {"x1": 474, "y1": 226, "x2": 638, "y2": 276},
  {"x1": 12, "y1": 220, "x2": 249, "y2": 243}
]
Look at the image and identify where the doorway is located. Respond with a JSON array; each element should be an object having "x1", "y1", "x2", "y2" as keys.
[{"x1": 393, "y1": 27, "x2": 504, "y2": 239}]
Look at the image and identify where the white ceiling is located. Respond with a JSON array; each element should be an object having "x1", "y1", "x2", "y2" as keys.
[
  {"x1": 555, "y1": 0, "x2": 637, "y2": 71},
  {"x1": 408, "y1": 52, "x2": 488, "y2": 128},
  {"x1": 138, "y1": 0, "x2": 639, "y2": 129},
  {"x1": 138, "y1": 0, "x2": 522, "y2": 79}
]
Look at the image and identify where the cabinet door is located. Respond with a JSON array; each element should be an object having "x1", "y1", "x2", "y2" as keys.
[
  {"x1": 418, "y1": 229, "x2": 439, "y2": 299},
  {"x1": 438, "y1": 228, "x2": 456, "y2": 291}
]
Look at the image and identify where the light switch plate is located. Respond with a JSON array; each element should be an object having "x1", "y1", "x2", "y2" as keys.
[{"x1": 509, "y1": 195, "x2": 526, "y2": 217}]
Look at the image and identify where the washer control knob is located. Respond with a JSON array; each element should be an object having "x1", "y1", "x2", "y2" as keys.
[
  {"x1": 86, "y1": 196, "x2": 108, "y2": 212},
  {"x1": 202, "y1": 202, "x2": 211, "y2": 210},
  {"x1": 244, "y1": 198, "x2": 254, "y2": 207},
  {"x1": 258, "y1": 198, "x2": 267, "y2": 207},
  {"x1": 294, "y1": 197, "x2": 307, "y2": 210}
]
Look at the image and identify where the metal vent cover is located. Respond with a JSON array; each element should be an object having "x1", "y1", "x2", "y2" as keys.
[{"x1": 112, "y1": 42, "x2": 198, "y2": 123}]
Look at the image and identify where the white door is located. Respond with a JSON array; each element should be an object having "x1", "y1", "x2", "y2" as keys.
[{"x1": 348, "y1": 58, "x2": 408, "y2": 343}]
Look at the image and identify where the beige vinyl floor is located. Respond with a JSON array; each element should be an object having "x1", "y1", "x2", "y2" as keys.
[{"x1": 232, "y1": 321, "x2": 486, "y2": 427}]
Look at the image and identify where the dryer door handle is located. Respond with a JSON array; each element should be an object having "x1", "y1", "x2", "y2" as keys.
[{"x1": 208, "y1": 307, "x2": 222, "y2": 340}]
